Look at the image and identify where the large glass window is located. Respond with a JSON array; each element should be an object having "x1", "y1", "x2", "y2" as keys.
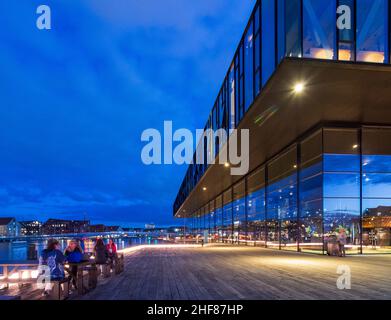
[
  {"x1": 262, "y1": 0, "x2": 276, "y2": 87},
  {"x1": 247, "y1": 167, "x2": 266, "y2": 246},
  {"x1": 300, "y1": 130, "x2": 323, "y2": 253},
  {"x1": 208, "y1": 201, "x2": 216, "y2": 242},
  {"x1": 229, "y1": 64, "x2": 236, "y2": 131},
  {"x1": 215, "y1": 196, "x2": 223, "y2": 243},
  {"x1": 303, "y1": 0, "x2": 336, "y2": 60},
  {"x1": 285, "y1": 0, "x2": 302, "y2": 57},
  {"x1": 244, "y1": 22, "x2": 254, "y2": 112},
  {"x1": 223, "y1": 190, "x2": 233, "y2": 243},
  {"x1": 233, "y1": 181, "x2": 247, "y2": 244},
  {"x1": 267, "y1": 147, "x2": 298, "y2": 250},
  {"x1": 362, "y1": 127, "x2": 391, "y2": 253},
  {"x1": 277, "y1": 0, "x2": 286, "y2": 63},
  {"x1": 323, "y1": 128, "x2": 361, "y2": 254},
  {"x1": 338, "y1": 0, "x2": 355, "y2": 61},
  {"x1": 254, "y1": 5, "x2": 261, "y2": 96},
  {"x1": 357, "y1": 0, "x2": 388, "y2": 63}
]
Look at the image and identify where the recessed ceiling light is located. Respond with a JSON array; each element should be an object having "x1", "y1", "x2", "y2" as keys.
[
  {"x1": 293, "y1": 82, "x2": 305, "y2": 94},
  {"x1": 203, "y1": 187, "x2": 207, "y2": 191}
]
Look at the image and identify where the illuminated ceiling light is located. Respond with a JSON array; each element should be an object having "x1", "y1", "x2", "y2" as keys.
[
  {"x1": 224, "y1": 162, "x2": 230, "y2": 168},
  {"x1": 202, "y1": 187, "x2": 207, "y2": 191},
  {"x1": 353, "y1": 144, "x2": 359, "y2": 150},
  {"x1": 293, "y1": 82, "x2": 305, "y2": 94}
]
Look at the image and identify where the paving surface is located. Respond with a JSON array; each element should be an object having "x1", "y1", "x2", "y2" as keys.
[{"x1": 77, "y1": 245, "x2": 391, "y2": 300}]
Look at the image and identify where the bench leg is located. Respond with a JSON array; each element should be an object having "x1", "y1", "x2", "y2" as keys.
[
  {"x1": 62, "y1": 281, "x2": 69, "y2": 299},
  {"x1": 50, "y1": 282, "x2": 60, "y2": 300}
]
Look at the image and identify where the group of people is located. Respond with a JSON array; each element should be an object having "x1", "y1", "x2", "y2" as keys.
[{"x1": 39, "y1": 238, "x2": 118, "y2": 294}]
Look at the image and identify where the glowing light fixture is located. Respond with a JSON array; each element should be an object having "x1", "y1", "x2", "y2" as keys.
[
  {"x1": 224, "y1": 162, "x2": 230, "y2": 168},
  {"x1": 293, "y1": 82, "x2": 305, "y2": 94},
  {"x1": 202, "y1": 187, "x2": 207, "y2": 191}
]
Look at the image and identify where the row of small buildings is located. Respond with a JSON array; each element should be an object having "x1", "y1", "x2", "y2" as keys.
[{"x1": 0, "y1": 218, "x2": 126, "y2": 237}]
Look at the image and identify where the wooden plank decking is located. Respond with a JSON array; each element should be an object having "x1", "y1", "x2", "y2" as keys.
[{"x1": 77, "y1": 245, "x2": 391, "y2": 300}]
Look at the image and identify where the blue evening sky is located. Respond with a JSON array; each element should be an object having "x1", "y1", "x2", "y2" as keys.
[{"x1": 0, "y1": 0, "x2": 255, "y2": 227}]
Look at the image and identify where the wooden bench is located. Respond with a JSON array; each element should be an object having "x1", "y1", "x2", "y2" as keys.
[
  {"x1": 96, "y1": 263, "x2": 111, "y2": 278},
  {"x1": 49, "y1": 278, "x2": 70, "y2": 300}
]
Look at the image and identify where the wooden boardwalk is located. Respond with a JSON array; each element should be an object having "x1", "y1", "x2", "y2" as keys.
[{"x1": 77, "y1": 245, "x2": 391, "y2": 300}]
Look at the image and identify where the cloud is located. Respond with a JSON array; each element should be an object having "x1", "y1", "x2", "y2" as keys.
[{"x1": 0, "y1": 0, "x2": 255, "y2": 225}]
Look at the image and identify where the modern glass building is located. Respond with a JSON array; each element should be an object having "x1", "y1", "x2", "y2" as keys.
[{"x1": 173, "y1": 0, "x2": 391, "y2": 254}]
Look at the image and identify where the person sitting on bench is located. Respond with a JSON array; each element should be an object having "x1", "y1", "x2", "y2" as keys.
[
  {"x1": 94, "y1": 238, "x2": 109, "y2": 274},
  {"x1": 39, "y1": 239, "x2": 66, "y2": 296},
  {"x1": 106, "y1": 239, "x2": 118, "y2": 270},
  {"x1": 64, "y1": 240, "x2": 84, "y2": 289}
]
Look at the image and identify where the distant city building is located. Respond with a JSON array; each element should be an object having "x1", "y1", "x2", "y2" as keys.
[
  {"x1": 89, "y1": 224, "x2": 106, "y2": 233},
  {"x1": 20, "y1": 220, "x2": 42, "y2": 236},
  {"x1": 105, "y1": 226, "x2": 123, "y2": 233},
  {"x1": 0, "y1": 218, "x2": 21, "y2": 237},
  {"x1": 145, "y1": 223, "x2": 155, "y2": 230},
  {"x1": 42, "y1": 219, "x2": 90, "y2": 235}
]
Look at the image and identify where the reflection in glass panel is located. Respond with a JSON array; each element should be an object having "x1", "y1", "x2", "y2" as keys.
[
  {"x1": 229, "y1": 64, "x2": 236, "y2": 130},
  {"x1": 262, "y1": 0, "x2": 276, "y2": 86},
  {"x1": 324, "y1": 173, "x2": 360, "y2": 198},
  {"x1": 324, "y1": 198, "x2": 361, "y2": 254},
  {"x1": 357, "y1": 0, "x2": 388, "y2": 63},
  {"x1": 363, "y1": 174, "x2": 391, "y2": 198},
  {"x1": 303, "y1": 0, "x2": 336, "y2": 60},
  {"x1": 338, "y1": 0, "x2": 355, "y2": 61},
  {"x1": 233, "y1": 197, "x2": 246, "y2": 244},
  {"x1": 267, "y1": 220, "x2": 280, "y2": 248},
  {"x1": 363, "y1": 155, "x2": 391, "y2": 172},
  {"x1": 267, "y1": 174, "x2": 298, "y2": 220},
  {"x1": 300, "y1": 217, "x2": 323, "y2": 253},
  {"x1": 247, "y1": 189, "x2": 266, "y2": 246},
  {"x1": 223, "y1": 203, "x2": 233, "y2": 243},
  {"x1": 362, "y1": 199, "x2": 391, "y2": 252},
  {"x1": 285, "y1": 0, "x2": 302, "y2": 57},
  {"x1": 215, "y1": 206, "x2": 223, "y2": 243},
  {"x1": 280, "y1": 220, "x2": 298, "y2": 251},
  {"x1": 244, "y1": 23, "x2": 254, "y2": 111},
  {"x1": 277, "y1": 0, "x2": 286, "y2": 63},
  {"x1": 323, "y1": 154, "x2": 360, "y2": 172}
]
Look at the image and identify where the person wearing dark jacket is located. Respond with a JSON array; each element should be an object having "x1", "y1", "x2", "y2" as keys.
[
  {"x1": 64, "y1": 240, "x2": 84, "y2": 289},
  {"x1": 39, "y1": 239, "x2": 65, "y2": 295},
  {"x1": 94, "y1": 238, "x2": 108, "y2": 264}
]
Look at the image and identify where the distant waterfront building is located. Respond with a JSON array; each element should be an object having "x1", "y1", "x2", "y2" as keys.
[
  {"x1": 0, "y1": 218, "x2": 21, "y2": 237},
  {"x1": 105, "y1": 226, "x2": 123, "y2": 233},
  {"x1": 89, "y1": 224, "x2": 106, "y2": 233},
  {"x1": 20, "y1": 220, "x2": 42, "y2": 236},
  {"x1": 42, "y1": 219, "x2": 90, "y2": 235},
  {"x1": 174, "y1": 0, "x2": 391, "y2": 255},
  {"x1": 145, "y1": 223, "x2": 155, "y2": 230}
]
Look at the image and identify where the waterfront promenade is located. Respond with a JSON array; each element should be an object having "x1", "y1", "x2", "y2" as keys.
[{"x1": 78, "y1": 245, "x2": 391, "y2": 300}]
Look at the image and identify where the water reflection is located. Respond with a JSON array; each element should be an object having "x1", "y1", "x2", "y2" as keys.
[{"x1": 0, "y1": 236, "x2": 160, "y2": 262}]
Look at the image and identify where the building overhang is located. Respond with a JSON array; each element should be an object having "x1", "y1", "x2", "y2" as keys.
[{"x1": 175, "y1": 58, "x2": 391, "y2": 218}]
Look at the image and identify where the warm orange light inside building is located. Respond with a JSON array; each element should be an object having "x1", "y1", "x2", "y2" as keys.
[
  {"x1": 338, "y1": 49, "x2": 352, "y2": 61},
  {"x1": 357, "y1": 51, "x2": 385, "y2": 63},
  {"x1": 310, "y1": 48, "x2": 334, "y2": 60}
]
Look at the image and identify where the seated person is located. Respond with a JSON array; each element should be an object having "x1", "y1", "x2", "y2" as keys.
[
  {"x1": 64, "y1": 240, "x2": 84, "y2": 289},
  {"x1": 39, "y1": 239, "x2": 65, "y2": 295}
]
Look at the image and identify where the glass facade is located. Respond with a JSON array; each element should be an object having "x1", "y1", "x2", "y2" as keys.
[
  {"x1": 187, "y1": 127, "x2": 391, "y2": 254},
  {"x1": 174, "y1": 0, "x2": 391, "y2": 217},
  {"x1": 174, "y1": 0, "x2": 391, "y2": 255}
]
